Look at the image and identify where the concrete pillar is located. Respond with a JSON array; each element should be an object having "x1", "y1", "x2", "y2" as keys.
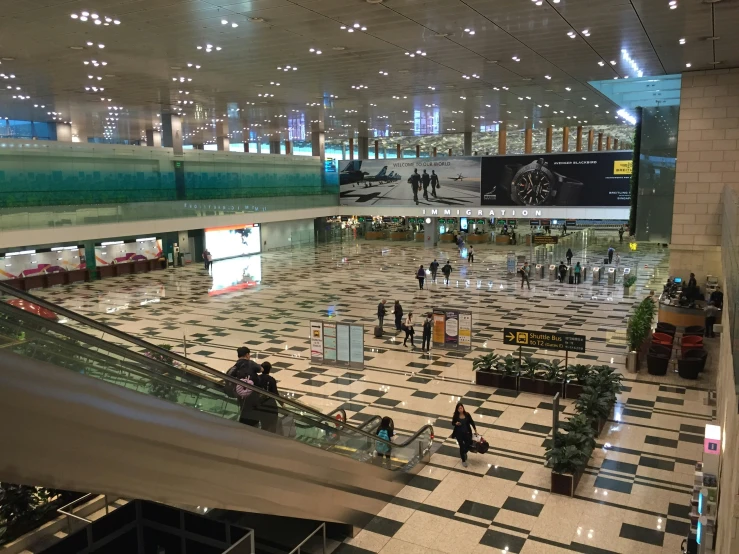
[
  {"x1": 587, "y1": 129, "x2": 594, "y2": 151},
  {"x1": 82, "y1": 240, "x2": 97, "y2": 280},
  {"x1": 269, "y1": 139, "x2": 281, "y2": 154},
  {"x1": 613, "y1": 138, "x2": 619, "y2": 150},
  {"x1": 349, "y1": 137, "x2": 354, "y2": 160},
  {"x1": 358, "y1": 136, "x2": 369, "y2": 159},
  {"x1": 424, "y1": 217, "x2": 439, "y2": 248},
  {"x1": 433, "y1": 147, "x2": 437, "y2": 157},
  {"x1": 448, "y1": 148, "x2": 452, "y2": 156},
  {"x1": 244, "y1": 139, "x2": 249, "y2": 153},
  {"x1": 341, "y1": 142, "x2": 346, "y2": 160},
  {"x1": 311, "y1": 120, "x2": 325, "y2": 160},
  {"x1": 498, "y1": 123, "x2": 507, "y2": 155},
  {"x1": 54, "y1": 122, "x2": 72, "y2": 142},
  {"x1": 606, "y1": 136, "x2": 612, "y2": 150},
  {"x1": 374, "y1": 140, "x2": 379, "y2": 159},
  {"x1": 145, "y1": 129, "x2": 161, "y2": 148},
  {"x1": 396, "y1": 143, "x2": 401, "y2": 158},
  {"x1": 415, "y1": 144, "x2": 420, "y2": 158},
  {"x1": 285, "y1": 140, "x2": 292, "y2": 155},
  {"x1": 524, "y1": 128, "x2": 533, "y2": 154},
  {"x1": 463, "y1": 131, "x2": 472, "y2": 156},
  {"x1": 216, "y1": 120, "x2": 229, "y2": 151},
  {"x1": 161, "y1": 113, "x2": 183, "y2": 155},
  {"x1": 545, "y1": 126, "x2": 553, "y2": 152},
  {"x1": 597, "y1": 133, "x2": 603, "y2": 151},
  {"x1": 576, "y1": 125, "x2": 583, "y2": 152},
  {"x1": 256, "y1": 140, "x2": 262, "y2": 154},
  {"x1": 562, "y1": 127, "x2": 569, "y2": 152}
]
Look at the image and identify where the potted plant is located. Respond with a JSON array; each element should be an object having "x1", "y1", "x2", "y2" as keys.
[
  {"x1": 519, "y1": 358, "x2": 564, "y2": 396},
  {"x1": 473, "y1": 352, "x2": 499, "y2": 387},
  {"x1": 564, "y1": 364, "x2": 593, "y2": 399},
  {"x1": 492, "y1": 354, "x2": 520, "y2": 391},
  {"x1": 623, "y1": 274, "x2": 637, "y2": 295},
  {"x1": 546, "y1": 414, "x2": 595, "y2": 496},
  {"x1": 574, "y1": 386, "x2": 613, "y2": 436}
]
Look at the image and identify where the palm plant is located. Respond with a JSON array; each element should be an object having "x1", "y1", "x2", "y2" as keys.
[
  {"x1": 495, "y1": 354, "x2": 520, "y2": 375},
  {"x1": 472, "y1": 352, "x2": 499, "y2": 372},
  {"x1": 566, "y1": 364, "x2": 593, "y2": 384},
  {"x1": 535, "y1": 359, "x2": 564, "y2": 382},
  {"x1": 544, "y1": 442, "x2": 591, "y2": 475},
  {"x1": 574, "y1": 386, "x2": 613, "y2": 420}
]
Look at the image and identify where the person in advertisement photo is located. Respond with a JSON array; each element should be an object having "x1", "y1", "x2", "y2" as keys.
[
  {"x1": 339, "y1": 158, "x2": 481, "y2": 207},
  {"x1": 204, "y1": 224, "x2": 261, "y2": 261},
  {"x1": 480, "y1": 152, "x2": 632, "y2": 207}
]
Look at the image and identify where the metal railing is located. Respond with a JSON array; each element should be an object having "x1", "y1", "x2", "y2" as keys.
[
  {"x1": 288, "y1": 523, "x2": 326, "y2": 554},
  {"x1": 222, "y1": 529, "x2": 256, "y2": 554},
  {"x1": 57, "y1": 493, "x2": 111, "y2": 535}
]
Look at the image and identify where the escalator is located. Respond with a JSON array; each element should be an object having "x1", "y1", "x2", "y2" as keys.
[{"x1": 0, "y1": 282, "x2": 433, "y2": 527}]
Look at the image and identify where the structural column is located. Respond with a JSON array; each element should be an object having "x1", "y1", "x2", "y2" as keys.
[
  {"x1": 396, "y1": 143, "x2": 401, "y2": 158},
  {"x1": 269, "y1": 138, "x2": 281, "y2": 154},
  {"x1": 498, "y1": 123, "x2": 507, "y2": 155},
  {"x1": 424, "y1": 217, "x2": 439, "y2": 248},
  {"x1": 415, "y1": 144, "x2": 420, "y2": 158},
  {"x1": 53, "y1": 122, "x2": 72, "y2": 142},
  {"x1": 192, "y1": 143, "x2": 204, "y2": 150},
  {"x1": 358, "y1": 136, "x2": 369, "y2": 159},
  {"x1": 433, "y1": 146, "x2": 437, "y2": 157},
  {"x1": 597, "y1": 132, "x2": 603, "y2": 151},
  {"x1": 311, "y1": 120, "x2": 325, "y2": 160},
  {"x1": 374, "y1": 140, "x2": 379, "y2": 160},
  {"x1": 545, "y1": 126, "x2": 553, "y2": 153},
  {"x1": 448, "y1": 148, "x2": 452, "y2": 156},
  {"x1": 587, "y1": 129, "x2": 594, "y2": 151},
  {"x1": 463, "y1": 131, "x2": 472, "y2": 156},
  {"x1": 613, "y1": 138, "x2": 619, "y2": 150},
  {"x1": 349, "y1": 137, "x2": 354, "y2": 160},
  {"x1": 161, "y1": 113, "x2": 183, "y2": 155},
  {"x1": 216, "y1": 120, "x2": 229, "y2": 151},
  {"x1": 562, "y1": 127, "x2": 569, "y2": 152},
  {"x1": 576, "y1": 125, "x2": 583, "y2": 152},
  {"x1": 606, "y1": 136, "x2": 612, "y2": 150},
  {"x1": 285, "y1": 140, "x2": 292, "y2": 155},
  {"x1": 145, "y1": 129, "x2": 161, "y2": 148},
  {"x1": 524, "y1": 127, "x2": 533, "y2": 154}
]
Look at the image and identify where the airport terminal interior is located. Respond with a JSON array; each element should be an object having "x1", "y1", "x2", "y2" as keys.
[{"x1": 0, "y1": 2, "x2": 738, "y2": 554}]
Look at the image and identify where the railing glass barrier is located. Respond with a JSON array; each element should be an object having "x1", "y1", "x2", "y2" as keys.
[{"x1": 0, "y1": 283, "x2": 433, "y2": 472}]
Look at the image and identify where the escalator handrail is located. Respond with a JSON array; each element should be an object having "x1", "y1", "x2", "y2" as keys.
[{"x1": 0, "y1": 283, "x2": 407, "y2": 448}]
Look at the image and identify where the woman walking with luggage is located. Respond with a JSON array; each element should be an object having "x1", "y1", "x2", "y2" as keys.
[{"x1": 452, "y1": 402, "x2": 477, "y2": 467}]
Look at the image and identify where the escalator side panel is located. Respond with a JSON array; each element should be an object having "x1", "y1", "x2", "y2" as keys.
[{"x1": 0, "y1": 352, "x2": 415, "y2": 527}]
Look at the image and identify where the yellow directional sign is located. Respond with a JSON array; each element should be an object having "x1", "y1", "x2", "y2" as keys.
[{"x1": 503, "y1": 328, "x2": 586, "y2": 353}]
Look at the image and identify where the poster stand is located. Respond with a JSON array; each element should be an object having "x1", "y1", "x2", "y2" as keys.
[
  {"x1": 310, "y1": 320, "x2": 365, "y2": 368},
  {"x1": 431, "y1": 308, "x2": 473, "y2": 351}
]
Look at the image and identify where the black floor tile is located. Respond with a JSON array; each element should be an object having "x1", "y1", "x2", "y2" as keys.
[
  {"x1": 407, "y1": 376, "x2": 432, "y2": 384},
  {"x1": 342, "y1": 372, "x2": 365, "y2": 380},
  {"x1": 479, "y1": 529, "x2": 527, "y2": 553},
  {"x1": 348, "y1": 412, "x2": 376, "y2": 423},
  {"x1": 655, "y1": 396, "x2": 684, "y2": 406},
  {"x1": 601, "y1": 459, "x2": 638, "y2": 475},
  {"x1": 521, "y1": 423, "x2": 551, "y2": 435},
  {"x1": 644, "y1": 435, "x2": 679, "y2": 449},
  {"x1": 461, "y1": 398, "x2": 484, "y2": 407},
  {"x1": 411, "y1": 391, "x2": 437, "y2": 399},
  {"x1": 680, "y1": 424, "x2": 704, "y2": 434},
  {"x1": 619, "y1": 522, "x2": 664, "y2": 547},
  {"x1": 374, "y1": 397, "x2": 401, "y2": 407},
  {"x1": 302, "y1": 379, "x2": 327, "y2": 387},
  {"x1": 678, "y1": 432, "x2": 704, "y2": 444},
  {"x1": 665, "y1": 519, "x2": 691, "y2": 536},
  {"x1": 639, "y1": 456, "x2": 675, "y2": 472},
  {"x1": 363, "y1": 515, "x2": 403, "y2": 537},
  {"x1": 501, "y1": 497, "x2": 544, "y2": 517},
  {"x1": 475, "y1": 407, "x2": 504, "y2": 418},
  {"x1": 465, "y1": 391, "x2": 492, "y2": 400},
  {"x1": 408, "y1": 474, "x2": 441, "y2": 491},
  {"x1": 659, "y1": 385, "x2": 686, "y2": 394},
  {"x1": 334, "y1": 391, "x2": 357, "y2": 400},
  {"x1": 593, "y1": 476, "x2": 633, "y2": 494},
  {"x1": 361, "y1": 389, "x2": 386, "y2": 397},
  {"x1": 537, "y1": 401, "x2": 566, "y2": 412},
  {"x1": 626, "y1": 398, "x2": 655, "y2": 408},
  {"x1": 486, "y1": 466, "x2": 524, "y2": 482},
  {"x1": 622, "y1": 408, "x2": 652, "y2": 419},
  {"x1": 331, "y1": 378, "x2": 355, "y2": 386},
  {"x1": 457, "y1": 499, "x2": 500, "y2": 521},
  {"x1": 492, "y1": 388, "x2": 520, "y2": 398},
  {"x1": 667, "y1": 502, "x2": 690, "y2": 519}
]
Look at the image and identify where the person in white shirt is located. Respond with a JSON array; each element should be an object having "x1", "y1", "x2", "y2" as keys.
[{"x1": 403, "y1": 312, "x2": 415, "y2": 348}]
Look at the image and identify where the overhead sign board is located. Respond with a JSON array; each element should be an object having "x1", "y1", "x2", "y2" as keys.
[
  {"x1": 503, "y1": 328, "x2": 586, "y2": 353},
  {"x1": 532, "y1": 235, "x2": 559, "y2": 245}
]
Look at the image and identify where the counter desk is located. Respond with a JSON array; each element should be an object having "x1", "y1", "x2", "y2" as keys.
[
  {"x1": 467, "y1": 234, "x2": 491, "y2": 244},
  {"x1": 658, "y1": 302, "x2": 706, "y2": 328}
]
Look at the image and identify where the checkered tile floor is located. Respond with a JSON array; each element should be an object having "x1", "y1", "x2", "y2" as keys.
[{"x1": 34, "y1": 235, "x2": 715, "y2": 554}]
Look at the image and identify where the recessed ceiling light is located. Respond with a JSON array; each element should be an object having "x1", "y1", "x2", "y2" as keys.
[
  {"x1": 565, "y1": 87, "x2": 571, "y2": 91},
  {"x1": 582, "y1": 29, "x2": 590, "y2": 37},
  {"x1": 610, "y1": 60, "x2": 616, "y2": 65},
  {"x1": 679, "y1": 38, "x2": 686, "y2": 44},
  {"x1": 598, "y1": 61, "x2": 604, "y2": 66},
  {"x1": 567, "y1": 31, "x2": 576, "y2": 38},
  {"x1": 544, "y1": 75, "x2": 551, "y2": 79},
  {"x1": 686, "y1": 63, "x2": 691, "y2": 67}
]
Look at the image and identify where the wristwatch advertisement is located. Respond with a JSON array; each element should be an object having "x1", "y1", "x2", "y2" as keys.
[{"x1": 480, "y1": 152, "x2": 630, "y2": 207}]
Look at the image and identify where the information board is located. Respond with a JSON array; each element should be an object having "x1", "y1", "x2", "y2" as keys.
[
  {"x1": 503, "y1": 328, "x2": 586, "y2": 353},
  {"x1": 432, "y1": 308, "x2": 473, "y2": 350},
  {"x1": 310, "y1": 321, "x2": 365, "y2": 368},
  {"x1": 532, "y1": 235, "x2": 559, "y2": 245}
]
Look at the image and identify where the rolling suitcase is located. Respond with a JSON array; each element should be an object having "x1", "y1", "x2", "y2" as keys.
[
  {"x1": 374, "y1": 326, "x2": 384, "y2": 338},
  {"x1": 603, "y1": 257, "x2": 609, "y2": 264},
  {"x1": 472, "y1": 434, "x2": 489, "y2": 454},
  {"x1": 569, "y1": 276, "x2": 575, "y2": 284}
]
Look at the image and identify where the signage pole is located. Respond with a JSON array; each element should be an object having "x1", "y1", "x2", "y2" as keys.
[
  {"x1": 565, "y1": 348, "x2": 568, "y2": 370},
  {"x1": 552, "y1": 392, "x2": 560, "y2": 436},
  {"x1": 519, "y1": 345, "x2": 522, "y2": 368}
]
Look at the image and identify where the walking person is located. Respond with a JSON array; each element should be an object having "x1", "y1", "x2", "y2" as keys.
[
  {"x1": 607, "y1": 246, "x2": 615, "y2": 264},
  {"x1": 422, "y1": 313, "x2": 433, "y2": 352},
  {"x1": 618, "y1": 226, "x2": 625, "y2": 243},
  {"x1": 429, "y1": 259, "x2": 439, "y2": 282},
  {"x1": 468, "y1": 245, "x2": 474, "y2": 264},
  {"x1": 255, "y1": 361, "x2": 280, "y2": 433},
  {"x1": 403, "y1": 312, "x2": 415, "y2": 348},
  {"x1": 416, "y1": 265, "x2": 426, "y2": 290},
  {"x1": 558, "y1": 260, "x2": 568, "y2": 284},
  {"x1": 574, "y1": 262, "x2": 582, "y2": 284},
  {"x1": 375, "y1": 416, "x2": 394, "y2": 466},
  {"x1": 704, "y1": 301, "x2": 719, "y2": 338},
  {"x1": 452, "y1": 403, "x2": 477, "y2": 467},
  {"x1": 202, "y1": 249, "x2": 212, "y2": 271},
  {"x1": 562, "y1": 222, "x2": 567, "y2": 236},
  {"x1": 409, "y1": 169, "x2": 421, "y2": 205},
  {"x1": 421, "y1": 169, "x2": 431, "y2": 200},
  {"x1": 520, "y1": 261, "x2": 531, "y2": 290},
  {"x1": 393, "y1": 300, "x2": 403, "y2": 332},
  {"x1": 377, "y1": 299, "x2": 387, "y2": 328},
  {"x1": 430, "y1": 170, "x2": 439, "y2": 197},
  {"x1": 566, "y1": 248, "x2": 573, "y2": 266},
  {"x1": 442, "y1": 261, "x2": 452, "y2": 285}
]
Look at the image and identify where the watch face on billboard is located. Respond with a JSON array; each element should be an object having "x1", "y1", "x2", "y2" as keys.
[{"x1": 205, "y1": 224, "x2": 261, "y2": 260}]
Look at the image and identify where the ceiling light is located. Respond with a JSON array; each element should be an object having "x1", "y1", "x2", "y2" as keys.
[
  {"x1": 598, "y1": 61, "x2": 605, "y2": 66},
  {"x1": 71, "y1": 14, "x2": 78, "y2": 19},
  {"x1": 565, "y1": 87, "x2": 571, "y2": 91},
  {"x1": 221, "y1": 19, "x2": 228, "y2": 24},
  {"x1": 512, "y1": 56, "x2": 520, "y2": 62},
  {"x1": 567, "y1": 31, "x2": 576, "y2": 38},
  {"x1": 686, "y1": 63, "x2": 691, "y2": 67},
  {"x1": 679, "y1": 38, "x2": 686, "y2": 44},
  {"x1": 669, "y1": 1, "x2": 677, "y2": 8},
  {"x1": 545, "y1": 75, "x2": 551, "y2": 79},
  {"x1": 582, "y1": 29, "x2": 590, "y2": 37}
]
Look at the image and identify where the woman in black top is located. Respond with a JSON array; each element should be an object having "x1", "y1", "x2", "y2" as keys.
[
  {"x1": 451, "y1": 403, "x2": 477, "y2": 467},
  {"x1": 256, "y1": 362, "x2": 280, "y2": 433}
]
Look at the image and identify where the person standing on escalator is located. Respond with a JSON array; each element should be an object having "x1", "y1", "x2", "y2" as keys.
[
  {"x1": 255, "y1": 362, "x2": 281, "y2": 433},
  {"x1": 375, "y1": 416, "x2": 395, "y2": 466}
]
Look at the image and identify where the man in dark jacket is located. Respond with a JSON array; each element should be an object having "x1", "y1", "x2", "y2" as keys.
[
  {"x1": 429, "y1": 259, "x2": 439, "y2": 282},
  {"x1": 228, "y1": 347, "x2": 261, "y2": 383},
  {"x1": 430, "y1": 170, "x2": 439, "y2": 197},
  {"x1": 421, "y1": 169, "x2": 431, "y2": 200},
  {"x1": 442, "y1": 261, "x2": 452, "y2": 285},
  {"x1": 409, "y1": 169, "x2": 421, "y2": 205},
  {"x1": 377, "y1": 299, "x2": 387, "y2": 328}
]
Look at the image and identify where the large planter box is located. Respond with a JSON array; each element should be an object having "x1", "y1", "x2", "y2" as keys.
[
  {"x1": 623, "y1": 284, "x2": 636, "y2": 296},
  {"x1": 475, "y1": 371, "x2": 518, "y2": 390},
  {"x1": 551, "y1": 467, "x2": 585, "y2": 497},
  {"x1": 519, "y1": 377, "x2": 563, "y2": 396},
  {"x1": 591, "y1": 411, "x2": 612, "y2": 437},
  {"x1": 565, "y1": 381, "x2": 585, "y2": 399}
]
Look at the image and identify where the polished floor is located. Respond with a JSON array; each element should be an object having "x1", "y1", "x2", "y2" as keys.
[{"x1": 36, "y1": 234, "x2": 715, "y2": 554}]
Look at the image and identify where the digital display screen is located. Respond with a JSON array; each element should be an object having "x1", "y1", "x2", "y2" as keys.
[
  {"x1": 205, "y1": 224, "x2": 261, "y2": 261},
  {"x1": 208, "y1": 256, "x2": 262, "y2": 296},
  {"x1": 460, "y1": 217, "x2": 468, "y2": 230}
]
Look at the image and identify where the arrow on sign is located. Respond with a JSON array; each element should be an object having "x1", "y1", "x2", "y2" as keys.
[{"x1": 506, "y1": 332, "x2": 516, "y2": 342}]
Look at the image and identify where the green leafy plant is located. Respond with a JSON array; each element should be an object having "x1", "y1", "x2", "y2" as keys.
[
  {"x1": 574, "y1": 386, "x2": 613, "y2": 420},
  {"x1": 535, "y1": 359, "x2": 564, "y2": 382},
  {"x1": 518, "y1": 355, "x2": 538, "y2": 378},
  {"x1": 472, "y1": 352, "x2": 499, "y2": 373},
  {"x1": 566, "y1": 364, "x2": 594, "y2": 384},
  {"x1": 495, "y1": 354, "x2": 520, "y2": 376},
  {"x1": 626, "y1": 297, "x2": 655, "y2": 351},
  {"x1": 624, "y1": 274, "x2": 637, "y2": 288},
  {"x1": 544, "y1": 443, "x2": 591, "y2": 475}
]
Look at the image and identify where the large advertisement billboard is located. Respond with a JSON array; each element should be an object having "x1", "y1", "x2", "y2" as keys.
[
  {"x1": 205, "y1": 224, "x2": 261, "y2": 261},
  {"x1": 339, "y1": 158, "x2": 481, "y2": 207},
  {"x1": 338, "y1": 152, "x2": 631, "y2": 208}
]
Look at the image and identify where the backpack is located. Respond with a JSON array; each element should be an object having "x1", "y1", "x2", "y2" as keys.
[
  {"x1": 376, "y1": 428, "x2": 391, "y2": 454},
  {"x1": 235, "y1": 376, "x2": 254, "y2": 399},
  {"x1": 225, "y1": 364, "x2": 240, "y2": 395}
]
